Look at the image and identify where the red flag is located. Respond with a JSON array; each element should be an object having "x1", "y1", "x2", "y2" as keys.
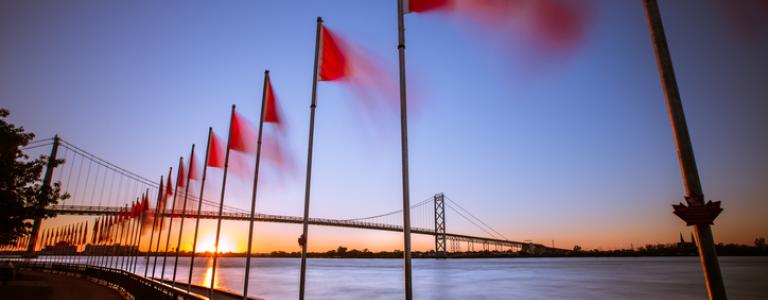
[
  {"x1": 229, "y1": 112, "x2": 257, "y2": 153},
  {"x1": 207, "y1": 132, "x2": 225, "y2": 168},
  {"x1": 316, "y1": 24, "x2": 399, "y2": 115},
  {"x1": 264, "y1": 77, "x2": 281, "y2": 124},
  {"x1": 189, "y1": 150, "x2": 199, "y2": 180},
  {"x1": 404, "y1": 0, "x2": 451, "y2": 13},
  {"x1": 319, "y1": 25, "x2": 349, "y2": 81},
  {"x1": 403, "y1": 0, "x2": 591, "y2": 54},
  {"x1": 177, "y1": 158, "x2": 186, "y2": 187},
  {"x1": 166, "y1": 175, "x2": 173, "y2": 197},
  {"x1": 261, "y1": 75, "x2": 293, "y2": 172},
  {"x1": 141, "y1": 194, "x2": 153, "y2": 234}
]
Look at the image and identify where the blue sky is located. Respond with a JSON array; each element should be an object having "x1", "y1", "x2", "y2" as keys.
[{"x1": 2, "y1": 0, "x2": 766, "y2": 251}]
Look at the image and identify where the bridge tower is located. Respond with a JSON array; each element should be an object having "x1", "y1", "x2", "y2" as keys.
[
  {"x1": 27, "y1": 135, "x2": 60, "y2": 254},
  {"x1": 433, "y1": 193, "x2": 447, "y2": 258}
]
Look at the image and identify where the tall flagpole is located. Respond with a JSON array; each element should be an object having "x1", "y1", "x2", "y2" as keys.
[
  {"x1": 209, "y1": 105, "x2": 236, "y2": 299},
  {"x1": 152, "y1": 168, "x2": 172, "y2": 278},
  {"x1": 173, "y1": 145, "x2": 195, "y2": 286},
  {"x1": 145, "y1": 176, "x2": 163, "y2": 277},
  {"x1": 243, "y1": 70, "x2": 270, "y2": 299},
  {"x1": 396, "y1": 1, "x2": 414, "y2": 299},
  {"x1": 643, "y1": 1, "x2": 726, "y2": 299},
  {"x1": 161, "y1": 158, "x2": 183, "y2": 279},
  {"x1": 188, "y1": 128, "x2": 212, "y2": 293},
  {"x1": 299, "y1": 16, "x2": 323, "y2": 300}
]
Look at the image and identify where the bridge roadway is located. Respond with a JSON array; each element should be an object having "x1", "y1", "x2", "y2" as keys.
[{"x1": 49, "y1": 205, "x2": 541, "y2": 251}]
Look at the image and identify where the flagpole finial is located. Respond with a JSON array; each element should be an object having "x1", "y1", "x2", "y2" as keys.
[
  {"x1": 317, "y1": 16, "x2": 323, "y2": 23},
  {"x1": 265, "y1": 69, "x2": 269, "y2": 75}
]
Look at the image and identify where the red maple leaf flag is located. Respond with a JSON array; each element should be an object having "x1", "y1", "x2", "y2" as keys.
[
  {"x1": 318, "y1": 25, "x2": 349, "y2": 81},
  {"x1": 264, "y1": 77, "x2": 281, "y2": 124},
  {"x1": 208, "y1": 132, "x2": 225, "y2": 168},
  {"x1": 177, "y1": 158, "x2": 186, "y2": 187}
]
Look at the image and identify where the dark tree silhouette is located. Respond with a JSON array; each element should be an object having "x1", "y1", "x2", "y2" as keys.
[{"x1": 0, "y1": 108, "x2": 69, "y2": 246}]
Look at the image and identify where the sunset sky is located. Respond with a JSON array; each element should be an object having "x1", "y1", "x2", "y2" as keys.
[{"x1": 1, "y1": 0, "x2": 766, "y2": 252}]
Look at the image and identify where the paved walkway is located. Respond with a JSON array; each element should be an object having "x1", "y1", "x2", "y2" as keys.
[{"x1": 0, "y1": 269, "x2": 123, "y2": 300}]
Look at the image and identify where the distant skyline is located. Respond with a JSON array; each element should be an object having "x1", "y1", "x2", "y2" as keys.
[{"x1": 2, "y1": 0, "x2": 766, "y2": 252}]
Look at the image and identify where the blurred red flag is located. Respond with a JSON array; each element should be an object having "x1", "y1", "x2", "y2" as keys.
[
  {"x1": 404, "y1": 0, "x2": 591, "y2": 54},
  {"x1": 264, "y1": 77, "x2": 281, "y2": 124},
  {"x1": 316, "y1": 24, "x2": 399, "y2": 114},
  {"x1": 141, "y1": 194, "x2": 153, "y2": 234},
  {"x1": 166, "y1": 175, "x2": 173, "y2": 197},
  {"x1": 404, "y1": 0, "x2": 451, "y2": 13},
  {"x1": 319, "y1": 25, "x2": 349, "y2": 81},
  {"x1": 177, "y1": 158, "x2": 186, "y2": 187},
  {"x1": 261, "y1": 75, "x2": 293, "y2": 173},
  {"x1": 189, "y1": 150, "x2": 199, "y2": 180},
  {"x1": 208, "y1": 132, "x2": 225, "y2": 168},
  {"x1": 229, "y1": 112, "x2": 258, "y2": 153}
]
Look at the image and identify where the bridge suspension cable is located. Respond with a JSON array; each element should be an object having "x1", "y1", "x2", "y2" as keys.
[
  {"x1": 341, "y1": 196, "x2": 433, "y2": 222},
  {"x1": 444, "y1": 196, "x2": 509, "y2": 241}
]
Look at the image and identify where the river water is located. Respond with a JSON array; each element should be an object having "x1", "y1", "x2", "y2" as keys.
[{"x1": 41, "y1": 256, "x2": 767, "y2": 299}]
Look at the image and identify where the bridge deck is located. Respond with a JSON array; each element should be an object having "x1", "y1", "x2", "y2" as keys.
[{"x1": 50, "y1": 205, "x2": 552, "y2": 250}]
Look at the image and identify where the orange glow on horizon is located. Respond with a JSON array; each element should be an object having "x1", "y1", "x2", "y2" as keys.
[{"x1": 197, "y1": 234, "x2": 234, "y2": 253}]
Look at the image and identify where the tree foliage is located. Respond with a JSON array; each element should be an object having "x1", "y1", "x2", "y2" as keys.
[{"x1": 0, "y1": 108, "x2": 69, "y2": 246}]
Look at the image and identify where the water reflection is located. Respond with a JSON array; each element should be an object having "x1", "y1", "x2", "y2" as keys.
[{"x1": 200, "y1": 257, "x2": 216, "y2": 288}]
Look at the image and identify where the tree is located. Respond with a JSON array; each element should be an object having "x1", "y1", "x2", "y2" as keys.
[
  {"x1": 336, "y1": 246, "x2": 348, "y2": 257},
  {"x1": 756, "y1": 237, "x2": 766, "y2": 250},
  {"x1": 0, "y1": 108, "x2": 69, "y2": 246}
]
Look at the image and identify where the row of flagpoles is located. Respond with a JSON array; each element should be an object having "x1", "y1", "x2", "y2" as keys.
[
  {"x1": 8, "y1": 1, "x2": 725, "y2": 299},
  {"x1": 68, "y1": 2, "x2": 593, "y2": 299}
]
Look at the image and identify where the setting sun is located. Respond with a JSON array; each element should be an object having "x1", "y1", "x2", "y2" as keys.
[{"x1": 197, "y1": 235, "x2": 234, "y2": 253}]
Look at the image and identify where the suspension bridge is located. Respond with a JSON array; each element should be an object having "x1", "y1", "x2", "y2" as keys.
[
  {"x1": 11, "y1": 136, "x2": 557, "y2": 256},
  {"x1": 3, "y1": 136, "x2": 560, "y2": 299}
]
